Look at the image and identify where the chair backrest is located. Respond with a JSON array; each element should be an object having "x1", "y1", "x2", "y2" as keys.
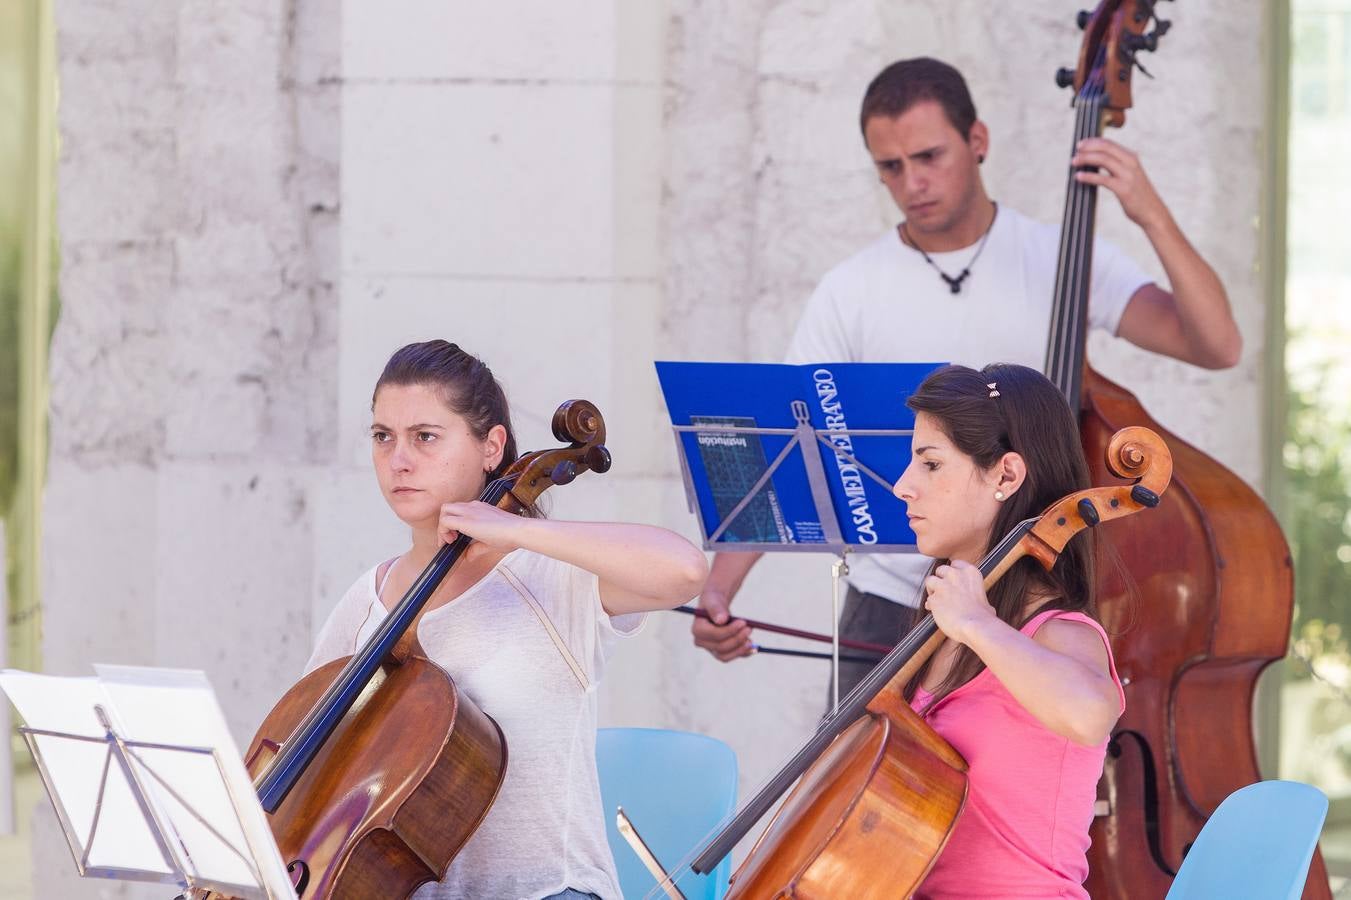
[
  {"x1": 596, "y1": 727, "x2": 738, "y2": 900},
  {"x1": 1165, "y1": 779, "x2": 1328, "y2": 900}
]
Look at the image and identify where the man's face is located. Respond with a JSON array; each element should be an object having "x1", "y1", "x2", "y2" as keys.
[{"x1": 864, "y1": 101, "x2": 987, "y2": 236}]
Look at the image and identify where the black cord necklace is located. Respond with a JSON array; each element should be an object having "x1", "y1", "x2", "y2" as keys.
[{"x1": 900, "y1": 203, "x2": 999, "y2": 295}]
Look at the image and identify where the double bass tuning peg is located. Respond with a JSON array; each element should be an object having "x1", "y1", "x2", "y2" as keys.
[
  {"x1": 1076, "y1": 9, "x2": 1091, "y2": 29},
  {"x1": 1055, "y1": 67, "x2": 1076, "y2": 89},
  {"x1": 1122, "y1": 31, "x2": 1160, "y2": 54}
]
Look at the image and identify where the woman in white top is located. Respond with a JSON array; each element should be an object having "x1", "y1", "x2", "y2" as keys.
[{"x1": 306, "y1": 339, "x2": 709, "y2": 900}]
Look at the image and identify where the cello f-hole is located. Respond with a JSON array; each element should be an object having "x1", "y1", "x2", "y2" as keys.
[{"x1": 288, "y1": 859, "x2": 310, "y2": 896}]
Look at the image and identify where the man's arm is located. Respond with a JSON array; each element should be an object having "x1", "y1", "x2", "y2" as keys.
[
  {"x1": 1074, "y1": 137, "x2": 1242, "y2": 370},
  {"x1": 690, "y1": 551, "x2": 761, "y2": 661}
]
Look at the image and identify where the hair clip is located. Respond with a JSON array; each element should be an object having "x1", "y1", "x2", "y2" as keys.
[{"x1": 987, "y1": 382, "x2": 1000, "y2": 398}]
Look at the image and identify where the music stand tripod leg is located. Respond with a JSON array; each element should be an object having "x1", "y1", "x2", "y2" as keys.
[{"x1": 831, "y1": 552, "x2": 850, "y2": 712}]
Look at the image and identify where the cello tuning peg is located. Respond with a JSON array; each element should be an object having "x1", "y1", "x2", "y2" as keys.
[
  {"x1": 1076, "y1": 9, "x2": 1091, "y2": 29},
  {"x1": 1055, "y1": 67, "x2": 1076, "y2": 89},
  {"x1": 585, "y1": 444, "x2": 612, "y2": 474},
  {"x1": 1077, "y1": 498, "x2": 1101, "y2": 528},
  {"x1": 550, "y1": 459, "x2": 579, "y2": 486}
]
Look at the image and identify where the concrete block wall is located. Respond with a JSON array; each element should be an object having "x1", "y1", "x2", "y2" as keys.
[
  {"x1": 330, "y1": 1, "x2": 681, "y2": 741},
  {"x1": 39, "y1": 2, "x2": 339, "y2": 895}
]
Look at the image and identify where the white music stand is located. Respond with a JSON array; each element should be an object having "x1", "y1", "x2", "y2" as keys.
[{"x1": 0, "y1": 665, "x2": 296, "y2": 899}]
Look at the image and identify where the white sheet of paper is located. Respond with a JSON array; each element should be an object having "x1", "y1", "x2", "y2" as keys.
[
  {"x1": 0, "y1": 670, "x2": 173, "y2": 876},
  {"x1": 0, "y1": 666, "x2": 295, "y2": 900}
]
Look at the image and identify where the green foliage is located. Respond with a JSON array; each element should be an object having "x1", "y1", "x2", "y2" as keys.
[
  {"x1": 1284, "y1": 356, "x2": 1351, "y2": 674},
  {"x1": 1, "y1": 235, "x2": 19, "y2": 663},
  {"x1": 0, "y1": 241, "x2": 17, "y2": 515}
]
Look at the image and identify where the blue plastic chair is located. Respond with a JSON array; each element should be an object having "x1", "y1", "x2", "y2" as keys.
[
  {"x1": 1165, "y1": 779, "x2": 1328, "y2": 900},
  {"x1": 596, "y1": 727, "x2": 738, "y2": 900}
]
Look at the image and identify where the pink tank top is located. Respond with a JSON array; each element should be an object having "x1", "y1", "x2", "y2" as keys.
[{"x1": 910, "y1": 610, "x2": 1124, "y2": 899}]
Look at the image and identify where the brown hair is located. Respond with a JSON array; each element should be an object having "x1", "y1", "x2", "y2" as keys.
[
  {"x1": 372, "y1": 340, "x2": 519, "y2": 483},
  {"x1": 904, "y1": 363, "x2": 1097, "y2": 707},
  {"x1": 860, "y1": 57, "x2": 978, "y2": 139}
]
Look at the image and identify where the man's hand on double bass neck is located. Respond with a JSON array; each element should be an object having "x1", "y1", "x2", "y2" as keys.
[
  {"x1": 1073, "y1": 136, "x2": 1242, "y2": 371},
  {"x1": 691, "y1": 551, "x2": 761, "y2": 662},
  {"x1": 1071, "y1": 137, "x2": 1169, "y2": 232}
]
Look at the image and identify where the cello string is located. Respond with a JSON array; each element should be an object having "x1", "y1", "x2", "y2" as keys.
[
  {"x1": 306, "y1": 476, "x2": 511, "y2": 716},
  {"x1": 258, "y1": 475, "x2": 517, "y2": 793},
  {"x1": 643, "y1": 524, "x2": 1039, "y2": 897}
]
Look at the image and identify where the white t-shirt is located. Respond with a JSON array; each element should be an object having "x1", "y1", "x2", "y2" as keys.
[
  {"x1": 305, "y1": 548, "x2": 645, "y2": 900},
  {"x1": 785, "y1": 205, "x2": 1151, "y2": 605}
]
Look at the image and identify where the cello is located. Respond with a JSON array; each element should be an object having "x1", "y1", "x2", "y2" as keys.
[
  {"x1": 653, "y1": 425, "x2": 1172, "y2": 899},
  {"x1": 196, "y1": 400, "x2": 612, "y2": 900},
  {"x1": 1044, "y1": 3, "x2": 1332, "y2": 896}
]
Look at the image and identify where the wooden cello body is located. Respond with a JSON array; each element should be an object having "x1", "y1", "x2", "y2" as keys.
[
  {"x1": 726, "y1": 685, "x2": 967, "y2": 899},
  {"x1": 239, "y1": 654, "x2": 506, "y2": 899},
  {"x1": 1043, "y1": 4, "x2": 1331, "y2": 895},
  {"x1": 678, "y1": 429, "x2": 1172, "y2": 899},
  {"x1": 198, "y1": 400, "x2": 611, "y2": 900}
]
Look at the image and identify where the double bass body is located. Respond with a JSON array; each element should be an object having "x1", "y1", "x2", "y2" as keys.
[{"x1": 1081, "y1": 371, "x2": 1330, "y2": 898}]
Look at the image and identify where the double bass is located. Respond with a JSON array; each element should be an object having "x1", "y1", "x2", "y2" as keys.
[
  {"x1": 654, "y1": 426, "x2": 1172, "y2": 898},
  {"x1": 1043, "y1": 3, "x2": 1332, "y2": 896},
  {"x1": 198, "y1": 400, "x2": 612, "y2": 899}
]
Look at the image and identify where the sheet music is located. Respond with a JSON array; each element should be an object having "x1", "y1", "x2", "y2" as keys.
[
  {"x1": 0, "y1": 666, "x2": 295, "y2": 899},
  {"x1": 656, "y1": 360, "x2": 942, "y2": 549},
  {"x1": 689, "y1": 414, "x2": 791, "y2": 543}
]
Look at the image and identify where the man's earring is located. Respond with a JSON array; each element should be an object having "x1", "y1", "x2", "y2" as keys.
[
  {"x1": 978, "y1": 153, "x2": 986, "y2": 164},
  {"x1": 994, "y1": 489, "x2": 1005, "y2": 501}
]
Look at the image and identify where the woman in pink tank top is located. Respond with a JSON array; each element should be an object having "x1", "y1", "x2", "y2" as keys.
[{"x1": 890, "y1": 363, "x2": 1125, "y2": 899}]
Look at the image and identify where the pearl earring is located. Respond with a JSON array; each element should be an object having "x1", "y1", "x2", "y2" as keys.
[{"x1": 994, "y1": 489, "x2": 1005, "y2": 501}]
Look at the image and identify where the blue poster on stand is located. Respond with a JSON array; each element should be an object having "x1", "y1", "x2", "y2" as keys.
[{"x1": 656, "y1": 361, "x2": 945, "y2": 550}]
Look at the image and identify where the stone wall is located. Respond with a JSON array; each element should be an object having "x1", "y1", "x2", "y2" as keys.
[{"x1": 37, "y1": 2, "x2": 338, "y2": 894}]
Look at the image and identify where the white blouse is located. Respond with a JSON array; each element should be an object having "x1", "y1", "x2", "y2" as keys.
[{"x1": 306, "y1": 548, "x2": 644, "y2": 900}]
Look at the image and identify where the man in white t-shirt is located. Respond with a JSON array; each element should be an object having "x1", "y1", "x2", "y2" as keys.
[{"x1": 690, "y1": 58, "x2": 1242, "y2": 698}]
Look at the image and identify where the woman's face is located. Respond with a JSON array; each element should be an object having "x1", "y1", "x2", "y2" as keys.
[
  {"x1": 891, "y1": 412, "x2": 1003, "y2": 563},
  {"x1": 370, "y1": 383, "x2": 505, "y2": 529}
]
